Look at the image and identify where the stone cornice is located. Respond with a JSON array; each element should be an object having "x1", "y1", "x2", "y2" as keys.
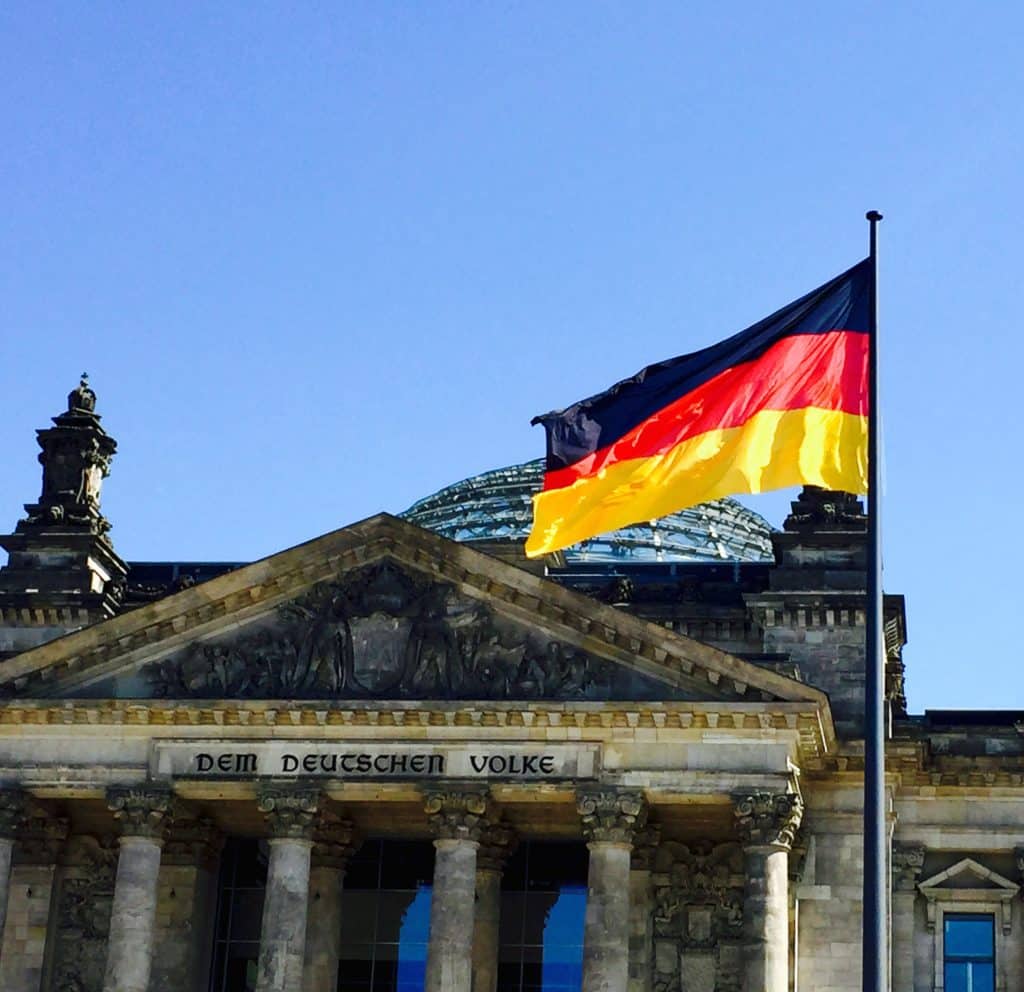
[
  {"x1": 0, "y1": 515, "x2": 830, "y2": 718},
  {"x1": 0, "y1": 698, "x2": 836, "y2": 763}
]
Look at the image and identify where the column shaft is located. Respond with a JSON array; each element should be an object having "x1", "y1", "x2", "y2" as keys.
[
  {"x1": 302, "y1": 865, "x2": 344, "y2": 992},
  {"x1": 472, "y1": 867, "x2": 502, "y2": 992},
  {"x1": 742, "y1": 847, "x2": 789, "y2": 992},
  {"x1": 582, "y1": 841, "x2": 633, "y2": 992},
  {"x1": 425, "y1": 838, "x2": 478, "y2": 992},
  {"x1": 256, "y1": 838, "x2": 314, "y2": 992},
  {"x1": 102, "y1": 836, "x2": 165, "y2": 992}
]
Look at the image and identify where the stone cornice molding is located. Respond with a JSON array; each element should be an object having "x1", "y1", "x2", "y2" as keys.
[
  {"x1": 311, "y1": 811, "x2": 359, "y2": 870},
  {"x1": 476, "y1": 819, "x2": 517, "y2": 872},
  {"x1": 0, "y1": 786, "x2": 28, "y2": 840},
  {"x1": 257, "y1": 786, "x2": 320, "y2": 841},
  {"x1": 106, "y1": 786, "x2": 174, "y2": 841},
  {"x1": 892, "y1": 843, "x2": 926, "y2": 892},
  {"x1": 0, "y1": 515, "x2": 831, "y2": 721},
  {"x1": 423, "y1": 787, "x2": 491, "y2": 843},
  {"x1": 577, "y1": 788, "x2": 648, "y2": 845},
  {"x1": 733, "y1": 792, "x2": 803, "y2": 851}
]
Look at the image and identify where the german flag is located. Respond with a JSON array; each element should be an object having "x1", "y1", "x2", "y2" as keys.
[{"x1": 526, "y1": 260, "x2": 871, "y2": 557}]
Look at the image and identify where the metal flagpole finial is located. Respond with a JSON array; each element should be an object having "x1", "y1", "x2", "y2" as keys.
[{"x1": 866, "y1": 210, "x2": 883, "y2": 223}]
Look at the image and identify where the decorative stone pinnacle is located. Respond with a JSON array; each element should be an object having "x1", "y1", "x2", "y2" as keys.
[
  {"x1": 630, "y1": 823, "x2": 662, "y2": 870},
  {"x1": 423, "y1": 788, "x2": 491, "y2": 842},
  {"x1": 892, "y1": 844, "x2": 926, "y2": 891},
  {"x1": 576, "y1": 788, "x2": 648, "y2": 845},
  {"x1": 257, "y1": 786, "x2": 320, "y2": 840},
  {"x1": 311, "y1": 812, "x2": 359, "y2": 870},
  {"x1": 106, "y1": 787, "x2": 174, "y2": 841},
  {"x1": 733, "y1": 793, "x2": 804, "y2": 851},
  {"x1": 476, "y1": 819, "x2": 518, "y2": 872},
  {"x1": 0, "y1": 787, "x2": 28, "y2": 841}
]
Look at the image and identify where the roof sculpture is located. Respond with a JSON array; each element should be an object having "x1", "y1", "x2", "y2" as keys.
[{"x1": 401, "y1": 459, "x2": 775, "y2": 563}]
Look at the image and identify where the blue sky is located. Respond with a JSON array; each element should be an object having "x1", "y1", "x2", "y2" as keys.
[{"x1": 2, "y1": 3, "x2": 1021, "y2": 712}]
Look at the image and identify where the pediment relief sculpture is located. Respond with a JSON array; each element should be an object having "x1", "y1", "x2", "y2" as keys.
[{"x1": 141, "y1": 561, "x2": 688, "y2": 703}]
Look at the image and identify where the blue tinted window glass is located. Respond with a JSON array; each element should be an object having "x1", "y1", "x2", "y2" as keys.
[
  {"x1": 944, "y1": 961, "x2": 968, "y2": 992},
  {"x1": 945, "y1": 916, "x2": 994, "y2": 957},
  {"x1": 971, "y1": 962, "x2": 995, "y2": 991}
]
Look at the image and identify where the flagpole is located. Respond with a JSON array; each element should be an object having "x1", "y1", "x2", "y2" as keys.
[{"x1": 863, "y1": 209, "x2": 886, "y2": 992}]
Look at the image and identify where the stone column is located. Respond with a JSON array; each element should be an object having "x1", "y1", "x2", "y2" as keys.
[
  {"x1": 627, "y1": 825, "x2": 660, "y2": 992},
  {"x1": 891, "y1": 845, "x2": 924, "y2": 992},
  {"x1": 302, "y1": 813, "x2": 358, "y2": 992},
  {"x1": 423, "y1": 788, "x2": 491, "y2": 992},
  {"x1": 733, "y1": 793, "x2": 804, "y2": 992},
  {"x1": 255, "y1": 787, "x2": 320, "y2": 992},
  {"x1": 472, "y1": 820, "x2": 517, "y2": 992},
  {"x1": 577, "y1": 788, "x2": 648, "y2": 992},
  {"x1": 102, "y1": 787, "x2": 174, "y2": 992},
  {"x1": 0, "y1": 788, "x2": 27, "y2": 949}
]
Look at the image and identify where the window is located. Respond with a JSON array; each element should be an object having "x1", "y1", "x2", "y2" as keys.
[
  {"x1": 209, "y1": 838, "x2": 268, "y2": 992},
  {"x1": 943, "y1": 914, "x2": 995, "y2": 992},
  {"x1": 338, "y1": 839, "x2": 434, "y2": 992},
  {"x1": 497, "y1": 842, "x2": 588, "y2": 992}
]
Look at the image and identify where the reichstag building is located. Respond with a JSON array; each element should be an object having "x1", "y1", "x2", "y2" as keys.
[{"x1": 0, "y1": 380, "x2": 1018, "y2": 992}]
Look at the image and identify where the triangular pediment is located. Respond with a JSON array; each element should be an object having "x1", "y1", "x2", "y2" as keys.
[
  {"x1": 919, "y1": 858, "x2": 1020, "y2": 895},
  {"x1": 0, "y1": 514, "x2": 828, "y2": 711}
]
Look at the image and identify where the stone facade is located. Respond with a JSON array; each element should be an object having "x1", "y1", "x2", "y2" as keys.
[{"x1": 0, "y1": 385, "x2": 1019, "y2": 992}]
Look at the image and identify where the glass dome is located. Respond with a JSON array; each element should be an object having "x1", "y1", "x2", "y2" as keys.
[{"x1": 401, "y1": 459, "x2": 774, "y2": 563}]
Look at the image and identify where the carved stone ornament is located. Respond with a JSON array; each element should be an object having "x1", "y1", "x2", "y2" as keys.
[
  {"x1": 733, "y1": 793, "x2": 804, "y2": 851},
  {"x1": 257, "y1": 786, "x2": 320, "y2": 840},
  {"x1": 106, "y1": 787, "x2": 173, "y2": 841},
  {"x1": 52, "y1": 834, "x2": 119, "y2": 992},
  {"x1": 424, "y1": 788, "x2": 491, "y2": 842},
  {"x1": 651, "y1": 840, "x2": 745, "y2": 992},
  {"x1": 162, "y1": 817, "x2": 224, "y2": 868},
  {"x1": 783, "y1": 486, "x2": 866, "y2": 532},
  {"x1": 0, "y1": 787, "x2": 28, "y2": 840},
  {"x1": 476, "y1": 819, "x2": 518, "y2": 872},
  {"x1": 576, "y1": 788, "x2": 648, "y2": 845},
  {"x1": 892, "y1": 844, "x2": 926, "y2": 892},
  {"x1": 631, "y1": 823, "x2": 662, "y2": 871},
  {"x1": 145, "y1": 560, "x2": 625, "y2": 702},
  {"x1": 311, "y1": 812, "x2": 359, "y2": 870}
]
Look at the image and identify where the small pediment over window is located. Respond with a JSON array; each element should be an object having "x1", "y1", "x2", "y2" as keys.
[{"x1": 919, "y1": 858, "x2": 1019, "y2": 934}]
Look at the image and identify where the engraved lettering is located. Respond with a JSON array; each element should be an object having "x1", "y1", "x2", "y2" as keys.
[
  {"x1": 470, "y1": 755, "x2": 489, "y2": 774},
  {"x1": 539, "y1": 755, "x2": 555, "y2": 773},
  {"x1": 196, "y1": 753, "x2": 213, "y2": 773},
  {"x1": 281, "y1": 754, "x2": 299, "y2": 773}
]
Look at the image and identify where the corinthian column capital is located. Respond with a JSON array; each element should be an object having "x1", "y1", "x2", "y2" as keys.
[
  {"x1": 106, "y1": 786, "x2": 174, "y2": 841},
  {"x1": 424, "y1": 788, "x2": 491, "y2": 842},
  {"x1": 576, "y1": 788, "x2": 648, "y2": 845},
  {"x1": 892, "y1": 844, "x2": 926, "y2": 891},
  {"x1": 257, "y1": 786, "x2": 320, "y2": 840},
  {"x1": 733, "y1": 793, "x2": 804, "y2": 851}
]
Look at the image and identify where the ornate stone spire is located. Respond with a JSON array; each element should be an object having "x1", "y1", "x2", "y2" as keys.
[{"x1": 0, "y1": 377, "x2": 128, "y2": 654}]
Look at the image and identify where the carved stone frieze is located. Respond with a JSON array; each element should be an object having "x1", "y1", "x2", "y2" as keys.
[
  {"x1": 651, "y1": 841, "x2": 745, "y2": 992},
  {"x1": 476, "y1": 819, "x2": 518, "y2": 872},
  {"x1": 0, "y1": 787, "x2": 27, "y2": 840},
  {"x1": 892, "y1": 844, "x2": 926, "y2": 892},
  {"x1": 257, "y1": 786, "x2": 320, "y2": 840},
  {"x1": 144, "y1": 560, "x2": 626, "y2": 702},
  {"x1": 424, "y1": 788, "x2": 491, "y2": 842},
  {"x1": 106, "y1": 787, "x2": 173, "y2": 841},
  {"x1": 733, "y1": 793, "x2": 803, "y2": 851},
  {"x1": 311, "y1": 811, "x2": 359, "y2": 870},
  {"x1": 576, "y1": 788, "x2": 647, "y2": 845}
]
